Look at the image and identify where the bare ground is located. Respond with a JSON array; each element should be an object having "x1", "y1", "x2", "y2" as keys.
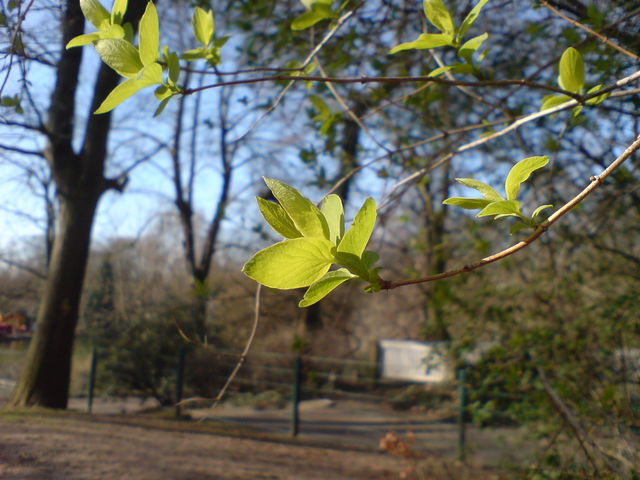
[{"x1": 0, "y1": 411, "x2": 408, "y2": 480}]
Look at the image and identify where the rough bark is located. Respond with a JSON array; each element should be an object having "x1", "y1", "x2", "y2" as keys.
[{"x1": 7, "y1": 0, "x2": 147, "y2": 409}]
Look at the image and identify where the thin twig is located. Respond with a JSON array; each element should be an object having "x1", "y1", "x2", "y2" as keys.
[
  {"x1": 379, "y1": 133, "x2": 640, "y2": 290},
  {"x1": 229, "y1": 5, "x2": 361, "y2": 144},
  {"x1": 540, "y1": 0, "x2": 639, "y2": 61}
]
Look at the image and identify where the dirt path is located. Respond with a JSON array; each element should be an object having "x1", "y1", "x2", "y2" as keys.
[{"x1": 0, "y1": 412, "x2": 406, "y2": 480}]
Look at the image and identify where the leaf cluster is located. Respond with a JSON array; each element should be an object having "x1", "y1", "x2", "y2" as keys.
[
  {"x1": 389, "y1": 0, "x2": 490, "y2": 76},
  {"x1": 242, "y1": 179, "x2": 380, "y2": 307},
  {"x1": 443, "y1": 156, "x2": 553, "y2": 235}
]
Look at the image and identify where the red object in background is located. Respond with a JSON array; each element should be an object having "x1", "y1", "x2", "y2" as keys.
[{"x1": 0, "y1": 323, "x2": 13, "y2": 335}]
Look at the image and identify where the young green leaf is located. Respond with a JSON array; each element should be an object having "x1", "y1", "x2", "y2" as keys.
[
  {"x1": 110, "y1": 0, "x2": 128, "y2": 25},
  {"x1": 192, "y1": 6, "x2": 214, "y2": 46},
  {"x1": 455, "y1": 178, "x2": 503, "y2": 201},
  {"x1": 458, "y1": 0, "x2": 490, "y2": 38},
  {"x1": 505, "y1": 156, "x2": 549, "y2": 200},
  {"x1": 540, "y1": 94, "x2": 572, "y2": 111},
  {"x1": 423, "y1": 0, "x2": 455, "y2": 35},
  {"x1": 263, "y1": 178, "x2": 329, "y2": 239},
  {"x1": 458, "y1": 32, "x2": 488, "y2": 62},
  {"x1": 80, "y1": 0, "x2": 111, "y2": 30},
  {"x1": 320, "y1": 194, "x2": 344, "y2": 245},
  {"x1": 442, "y1": 197, "x2": 492, "y2": 209},
  {"x1": 389, "y1": 33, "x2": 453, "y2": 54},
  {"x1": 337, "y1": 197, "x2": 376, "y2": 258},
  {"x1": 509, "y1": 222, "x2": 529, "y2": 235},
  {"x1": 558, "y1": 47, "x2": 584, "y2": 94},
  {"x1": 477, "y1": 199, "x2": 521, "y2": 218},
  {"x1": 361, "y1": 250, "x2": 379, "y2": 270},
  {"x1": 531, "y1": 204, "x2": 553, "y2": 221},
  {"x1": 94, "y1": 62, "x2": 162, "y2": 114},
  {"x1": 292, "y1": 2, "x2": 336, "y2": 31},
  {"x1": 138, "y1": 1, "x2": 159, "y2": 66},
  {"x1": 334, "y1": 252, "x2": 370, "y2": 279},
  {"x1": 242, "y1": 237, "x2": 335, "y2": 289},
  {"x1": 585, "y1": 84, "x2": 610, "y2": 106},
  {"x1": 153, "y1": 95, "x2": 174, "y2": 117},
  {"x1": 94, "y1": 38, "x2": 143, "y2": 78},
  {"x1": 257, "y1": 197, "x2": 303, "y2": 239},
  {"x1": 66, "y1": 32, "x2": 102, "y2": 49},
  {"x1": 298, "y1": 268, "x2": 356, "y2": 307}
]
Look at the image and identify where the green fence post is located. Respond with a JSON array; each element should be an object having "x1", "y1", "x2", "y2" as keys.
[
  {"x1": 87, "y1": 346, "x2": 97, "y2": 414},
  {"x1": 290, "y1": 355, "x2": 301, "y2": 437},
  {"x1": 175, "y1": 347, "x2": 186, "y2": 418},
  {"x1": 457, "y1": 366, "x2": 467, "y2": 462}
]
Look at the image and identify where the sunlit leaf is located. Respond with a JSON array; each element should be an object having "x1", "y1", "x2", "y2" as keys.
[
  {"x1": 458, "y1": 32, "x2": 488, "y2": 62},
  {"x1": 531, "y1": 204, "x2": 553, "y2": 221},
  {"x1": 458, "y1": 0, "x2": 490, "y2": 38},
  {"x1": 423, "y1": 0, "x2": 455, "y2": 35},
  {"x1": 389, "y1": 33, "x2": 453, "y2": 54},
  {"x1": 291, "y1": 3, "x2": 336, "y2": 30},
  {"x1": 110, "y1": 0, "x2": 128, "y2": 25},
  {"x1": 263, "y1": 178, "x2": 329, "y2": 239},
  {"x1": 585, "y1": 84, "x2": 610, "y2": 105},
  {"x1": 509, "y1": 223, "x2": 529, "y2": 235},
  {"x1": 80, "y1": 0, "x2": 110, "y2": 30},
  {"x1": 94, "y1": 38, "x2": 143, "y2": 78},
  {"x1": 442, "y1": 197, "x2": 492, "y2": 209},
  {"x1": 505, "y1": 156, "x2": 549, "y2": 200},
  {"x1": 320, "y1": 194, "x2": 344, "y2": 245},
  {"x1": 94, "y1": 62, "x2": 162, "y2": 114},
  {"x1": 242, "y1": 237, "x2": 335, "y2": 289},
  {"x1": 299, "y1": 269, "x2": 356, "y2": 307},
  {"x1": 139, "y1": 1, "x2": 159, "y2": 66},
  {"x1": 257, "y1": 197, "x2": 303, "y2": 239},
  {"x1": 455, "y1": 178, "x2": 502, "y2": 201},
  {"x1": 66, "y1": 32, "x2": 101, "y2": 49},
  {"x1": 192, "y1": 6, "x2": 214, "y2": 45},
  {"x1": 337, "y1": 197, "x2": 376, "y2": 258},
  {"x1": 477, "y1": 199, "x2": 521, "y2": 217},
  {"x1": 540, "y1": 94, "x2": 572, "y2": 111},
  {"x1": 558, "y1": 47, "x2": 584, "y2": 94}
]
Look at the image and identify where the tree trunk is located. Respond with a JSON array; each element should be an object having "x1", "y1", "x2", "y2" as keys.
[
  {"x1": 7, "y1": 192, "x2": 99, "y2": 407},
  {"x1": 6, "y1": 0, "x2": 147, "y2": 409}
]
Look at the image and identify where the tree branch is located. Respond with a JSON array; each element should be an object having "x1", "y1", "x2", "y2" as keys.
[{"x1": 380, "y1": 133, "x2": 640, "y2": 290}]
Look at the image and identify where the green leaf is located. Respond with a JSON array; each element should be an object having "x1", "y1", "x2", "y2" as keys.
[
  {"x1": 458, "y1": 32, "x2": 488, "y2": 62},
  {"x1": 153, "y1": 95, "x2": 173, "y2": 117},
  {"x1": 337, "y1": 197, "x2": 376, "y2": 258},
  {"x1": 458, "y1": 0, "x2": 490, "y2": 38},
  {"x1": 94, "y1": 38, "x2": 143, "y2": 78},
  {"x1": 389, "y1": 33, "x2": 453, "y2": 54},
  {"x1": 540, "y1": 94, "x2": 572, "y2": 111},
  {"x1": 509, "y1": 223, "x2": 529, "y2": 235},
  {"x1": 80, "y1": 0, "x2": 110, "y2": 30},
  {"x1": 242, "y1": 237, "x2": 335, "y2": 289},
  {"x1": 455, "y1": 178, "x2": 503, "y2": 201},
  {"x1": 531, "y1": 204, "x2": 553, "y2": 221},
  {"x1": 291, "y1": 3, "x2": 336, "y2": 30},
  {"x1": 66, "y1": 32, "x2": 102, "y2": 49},
  {"x1": 166, "y1": 51, "x2": 180, "y2": 84},
  {"x1": 505, "y1": 156, "x2": 549, "y2": 200},
  {"x1": 558, "y1": 47, "x2": 584, "y2": 94},
  {"x1": 299, "y1": 269, "x2": 356, "y2": 307},
  {"x1": 585, "y1": 84, "x2": 610, "y2": 106},
  {"x1": 139, "y1": 1, "x2": 159, "y2": 66},
  {"x1": 334, "y1": 252, "x2": 370, "y2": 279},
  {"x1": 477, "y1": 199, "x2": 521, "y2": 218},
  {"x1": 182, "y1": 47, "x2": 206, "y2": 61},
  {"x1": 428, "y1": 65, "x2": 456, "y2": 77},
  {"x1": 442, "y1": 197, "x2": 492, "y2": 209},
  {"x1": 423, "y1": 0, "x2": 455, "y2": 35},
  {"x1": 361, "y1": 250, "x2": 379, "y2": 269},
  {"x1": 111, "y1": 0, "x2": 128, "y2": 25},
  {"x1": 257, "y1": 197, "x2": 303, "y2": 239},
  {"x1": 192, "y1": 6, "x2": 214, "y2": 45},
  {"x1": 320, "y1": 194, "x2": 344, "y2": 245},
  {"x1": 94, "y1": 62, "x2": 162, "y2": 114},
  {"x1": 263, "y1": 178, "x2": 329, "y2": 239}
]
